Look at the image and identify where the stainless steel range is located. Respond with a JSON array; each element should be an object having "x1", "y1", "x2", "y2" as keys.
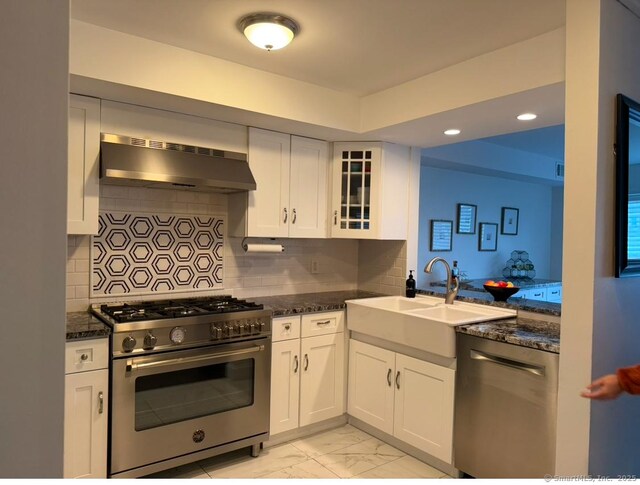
[{"x1": 92, "y1": 296, "x2": 272, "y2": 479}]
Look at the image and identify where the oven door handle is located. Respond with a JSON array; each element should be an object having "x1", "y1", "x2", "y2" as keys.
[{"x1": 125, "y1": 344, "x2": 265, "y2": 373}]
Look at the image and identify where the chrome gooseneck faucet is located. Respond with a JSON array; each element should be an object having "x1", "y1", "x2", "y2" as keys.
[{"x1": 424, "y1": 257, "x2": 459, "y2": 304}]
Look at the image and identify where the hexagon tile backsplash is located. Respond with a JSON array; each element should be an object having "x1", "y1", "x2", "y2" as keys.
[{"x1": 91, "y1": 211, "x2": 224, "y2": 297}]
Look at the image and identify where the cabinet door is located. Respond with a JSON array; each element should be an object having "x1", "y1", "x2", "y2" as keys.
[
  {"x1": 289, "y1": 136, "x2": 328, "y2": 238},
  {"x1": 68, "y1": 95, "x2": 100, "y2": 235},
  {"x1": 64, "y1": 369, "x2": 108, "y2": 478},
  {"x1": 247, "y1": 127, "x2": 290, "y2": 237},
  {"x1": 331, "y1": 143, "x2": 381, "y2": 239},
  {"x1": 393, "y1": 354, "x2": 454, "y2": 464},
  {"x1": 270, "y1": 339, "x2": 301, "y2": 435},
  {"x1": 347, "y1": 340, "x2": 395, "y2": 434},
  {"x1": 299, "y1": 333, "x2": 345, "y2": 426}
]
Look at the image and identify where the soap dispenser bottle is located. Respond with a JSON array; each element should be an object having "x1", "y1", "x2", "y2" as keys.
[{"x1": 406, "y1": 270, "x2": 416, "y2": 298}]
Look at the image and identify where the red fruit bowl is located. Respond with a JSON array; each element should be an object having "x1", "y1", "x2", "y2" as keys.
[{"x1": 483, "y1": 284, "x2": 520, "y2": 302}]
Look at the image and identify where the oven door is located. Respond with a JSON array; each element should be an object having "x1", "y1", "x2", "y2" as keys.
[{"x1": 110, "y1": 338, "x2": 271, "y2": 476}]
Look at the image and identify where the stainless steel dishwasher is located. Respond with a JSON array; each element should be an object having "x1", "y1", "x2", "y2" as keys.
[{"x1": 454, "y1": 333, "x2": 559, "y2": 478}]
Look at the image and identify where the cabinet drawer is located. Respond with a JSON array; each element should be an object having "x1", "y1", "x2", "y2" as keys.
[
  {"x1": 272, "y1": 316, "x2": 301, "y2": 342},
  {"x1": 301, "y1": 311, "x2": 344, "y2": 337},
  {"x1": 65, "y1": 339, "x2": 109, "y2": 374},
  {"x1": 546, "y1": 286, "x2": 562, "y2": 302}
]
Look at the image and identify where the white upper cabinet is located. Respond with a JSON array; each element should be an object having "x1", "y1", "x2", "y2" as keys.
[
  {"x1": 331, "y1": 142, "x2": 410, "y2": 239},
  {"x1": 229, "y1": 127, "x2": 328, "y2": 238},
  {"x1": 68, "y1": 94, "x2": 100, "y2": 234}
]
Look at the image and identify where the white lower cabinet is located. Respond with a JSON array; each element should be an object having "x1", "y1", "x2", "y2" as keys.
[
  {"x1": 64, "y1": 338, "x2": 109, "y2": 478},
  {"x1": 348, "y1": 339, "x2": 455, "y2": 463},
  {"x1": 270, "y1": 312, "x2": 346, "y2": 436}
]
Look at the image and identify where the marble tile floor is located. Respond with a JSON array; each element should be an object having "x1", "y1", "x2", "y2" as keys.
[{"x1": 146, "y1": 424, "x2": 452, "y2": 479}]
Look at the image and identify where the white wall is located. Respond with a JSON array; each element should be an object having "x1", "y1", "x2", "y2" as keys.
[
  {"x1": 589, "y1": 0, "x2": 640, "y2": 475},
  {"x1": 0, "y1": 0, "x2": 68, "y2": 477},
  {"x1": 557, "y1": 0, "x2": 640, "y2": 475},
  {"x1": 417, "y1": 165, "x2": 560, "y2": 287}
]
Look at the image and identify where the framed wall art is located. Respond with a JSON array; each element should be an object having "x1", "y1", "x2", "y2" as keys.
[
  {"x1": 456, "y1": 203, "x2": 477, "y2": 234},
  {"x1": 430, "y1": 219, "x2": 453, "y2": 251},
  {"x1": 479, "y1": 222, "x2": 498, "y2": 251},
  {"x1": 501, "y1": 207, "x2": 519, "y2": 235}
]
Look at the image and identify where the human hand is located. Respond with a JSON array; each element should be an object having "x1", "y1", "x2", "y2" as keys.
[{"x1": 580, "y1": 374, "x2": 623, "y2": 400}]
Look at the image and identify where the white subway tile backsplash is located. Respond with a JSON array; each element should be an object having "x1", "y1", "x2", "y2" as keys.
[{"x1": 66, "y1": 186, "x2": 369, "y2": 312}]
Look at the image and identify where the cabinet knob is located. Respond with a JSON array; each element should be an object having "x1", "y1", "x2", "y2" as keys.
[{"x1": 80, "y1": 353, "x2": 88, "y2": 361}]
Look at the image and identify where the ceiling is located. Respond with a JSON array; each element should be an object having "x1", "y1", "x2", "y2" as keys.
[
  {"x1": 481, "y1": 124, "x2": 565, "y2": 160},
  {"x1": 70, "y1": 0, "x2": 566, "y2": 97}
]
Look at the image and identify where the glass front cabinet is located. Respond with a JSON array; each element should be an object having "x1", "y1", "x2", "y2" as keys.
[{"x1": 331, "y1": 142, "x2": 411, "y2": 239}]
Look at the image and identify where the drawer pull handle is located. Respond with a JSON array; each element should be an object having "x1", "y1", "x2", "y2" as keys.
[
  {"x1": 334, "y1": 210, "x2": 338, "y2": 225},
  {"x1": 292, "y1": 208, "x2": 297, "y2": 224},
  {"x1": 470, "y1": 349, "x2": 546, "y2": 376},
  {"x1": 293, "y1": 355, "x2": 299, "y2": 373},
  {"x1": 316, "y1": 320, "x2": 331, "y2": 326},
  {"x1": 98, "y1": 391, "x2": 104, "y2": 414},
  {"x1": 387, "y1": 368, "x2": 392, "y2": 387},
  {"x1": 283, "y1": 208, "x2": 288, "y2": 223},
  {"x1": 304, "y1": 353, "x2": 309, "y2": 371},
  {"x1": 80, "y1": 353, "x2": 89, "y2": 361},
  {"x1": 395, "y1": 371, "x2": 401, "y2": 389}
]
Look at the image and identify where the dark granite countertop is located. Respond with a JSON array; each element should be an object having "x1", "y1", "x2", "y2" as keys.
[
  {"x1": 456, "y1": 316, "x2": 560, "y2": 353},
  {"x1": 432, "y1": 277, "x2": 561, "y2": 292},
  {"x1": 249, "y1": 290, "x2": 384, "y2": 316},
  {"x1": 418, "y1": 287, "x2": 561, "y2": 317},
  {"x1": 66, "y1": 312, "x2": 111, "y2": 341}
]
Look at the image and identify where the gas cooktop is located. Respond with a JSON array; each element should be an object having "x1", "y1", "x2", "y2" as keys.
[{"x1": 95, "y1": 296, "x2": 264, "y2": 324}]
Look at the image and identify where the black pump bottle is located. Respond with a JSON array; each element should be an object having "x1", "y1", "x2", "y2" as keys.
[{"x1": 406, "y1": 270, "x2": 416, "y2": 298}]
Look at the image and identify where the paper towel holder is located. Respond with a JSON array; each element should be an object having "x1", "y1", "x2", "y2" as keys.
[{"x1": 241, "y1": 237, "x2": 285, "y2": 253}]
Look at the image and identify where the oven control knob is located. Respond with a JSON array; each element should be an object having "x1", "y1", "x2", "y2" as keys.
[
  {"x1": 238, "y1": 323, "x2": 246, "y2": 335},
  {"x1": 222, "y1": 325, "x2": 231, "y2": 337},
  {"x1": 250, "y1": 322, "x2": 256, "y2": 334},
  {"x1": 169, "y1": 326, "x2": 186, "y2": 344},
  {"x1": 212, "y1": 325, "x2": 223, "y2": 340},
  {"x1": 259, "y1": 321, "x2": 266, "y2": 332},
  {"x1": 122, "y1": 336, "x2": 137, "y2": 353},
  {"x1": 143, "y1": 332, "x2": 157, "y2": 350}
]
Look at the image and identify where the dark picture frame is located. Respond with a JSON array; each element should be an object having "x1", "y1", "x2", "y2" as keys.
[
  {"x1": 501, "y1": 207, "x2": 519, "y2": 235},
  {"x1": 456, "y1": 203, "x2": 477, "y2": 234},
  {"x1": 430, "y1": 219, "x2": 453, "y2": 251},
  {"x1": 479, "y1": 222, "x2": 498, "y2": 251},
  {"x1": 615, "y1": 93, "x2": 640, "y2": 277}
]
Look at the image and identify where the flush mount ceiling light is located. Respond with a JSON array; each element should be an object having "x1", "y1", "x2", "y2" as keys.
[
  {"x1": 238, "y1": 13, "x2": 299, "y2": 51},
  {"x1": 517, "y1": 113, "x2": 537, "y2": 121},
  {"x1": 444, "y1": 129, "x2": 461, "y2": 136}
]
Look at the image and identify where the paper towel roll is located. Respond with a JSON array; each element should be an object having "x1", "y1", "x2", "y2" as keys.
[{"x1": 243, "y1": 243, "x2": 284, "y2": 253}]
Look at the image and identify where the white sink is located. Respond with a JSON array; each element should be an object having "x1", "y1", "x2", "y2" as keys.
[{"x1": 346, "y1": 296, "x2": 515, "y2": 358}]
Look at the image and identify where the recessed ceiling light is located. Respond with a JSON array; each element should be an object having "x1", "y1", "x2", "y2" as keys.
[
  {"x1": 517, "y1": 113, "x2": 537, "y2": 121},
  {"x1": 444, "y1": 129, "x2": 461, "y2": 136},
  {"x1": 238, "y1": 13, "x2": 299, "y2": 51}
]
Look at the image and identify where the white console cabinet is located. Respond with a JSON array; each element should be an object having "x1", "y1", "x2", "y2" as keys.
[
  {"x1": 64, "y1": 338, "x2": 109, "y2": 478},
  {"x1": 348, "y1": 339, "x2": 454, "y2": 463},
  {"x1": 270, "y1": 311, "x2": 346, "y2": 435}
]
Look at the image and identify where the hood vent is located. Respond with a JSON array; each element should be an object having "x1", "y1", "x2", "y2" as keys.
[{"x1": 100, "y1": 134, "x2": 256, "y2": 193}]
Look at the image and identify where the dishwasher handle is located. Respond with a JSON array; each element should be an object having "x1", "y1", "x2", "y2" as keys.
[{"x1": 470, "y1": 349, "x2": 545, "y2": 377}]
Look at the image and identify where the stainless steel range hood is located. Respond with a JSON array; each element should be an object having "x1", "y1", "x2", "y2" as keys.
[{"x1": 100, "y1": 133, "x2": 256, "y2": 193}]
